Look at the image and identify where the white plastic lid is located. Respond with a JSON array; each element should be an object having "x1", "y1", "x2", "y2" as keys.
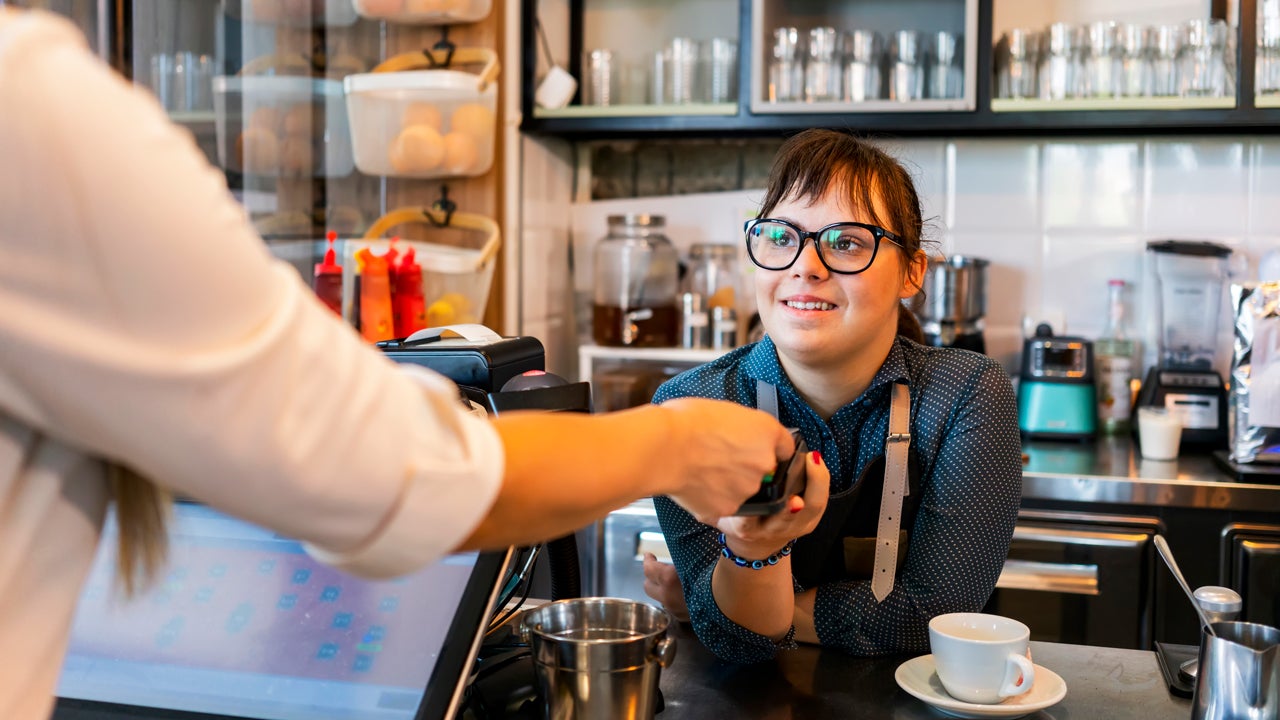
[{"x1": 343, "y1": 70, "x2": 493, "y2": 100}]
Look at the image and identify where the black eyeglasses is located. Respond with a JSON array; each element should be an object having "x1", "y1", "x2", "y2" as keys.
[{"x1": 744, "y1": 218, "x2": 905, "y2": 275}]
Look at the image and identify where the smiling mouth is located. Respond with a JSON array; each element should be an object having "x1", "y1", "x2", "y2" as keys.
[{"x1": 784, "y1": 300, "x2": 836, "y2": 311}]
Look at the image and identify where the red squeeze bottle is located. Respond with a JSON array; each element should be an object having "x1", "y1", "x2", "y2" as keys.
[
  {"x1": 354, "y1": 246, "x2": 394, "y2": 343},
  {"x1": 393, "y1": 246, "x2": 427, "y2": 337},
  {"x1": 313, "y1": 231, "x2": 343, "y2": 316}
]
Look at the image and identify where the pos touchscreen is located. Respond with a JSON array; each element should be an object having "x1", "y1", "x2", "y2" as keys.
[{"x1": 54, "y1": 502, "x2": 510, "y2": 720}]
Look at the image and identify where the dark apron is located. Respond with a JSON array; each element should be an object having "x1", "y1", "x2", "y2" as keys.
[{"x1": 757, "y1": 380, "x2": 923, "y2": 598}]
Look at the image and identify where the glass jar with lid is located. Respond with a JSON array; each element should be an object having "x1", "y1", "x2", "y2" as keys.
[
  {"x1": 684, "y1": 243, "x2": 740, "y2": 310},
  {"x1": 592, "y1": 214, "x2": 680, "y2": 347}
]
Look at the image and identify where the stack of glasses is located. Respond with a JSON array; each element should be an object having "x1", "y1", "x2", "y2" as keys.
[
  {"x1": 995, "y1": 18, "x2": 1236, "y2": 100},
  {"x1": 767, "y1": 26, "x2": 964, "y2": 103}
]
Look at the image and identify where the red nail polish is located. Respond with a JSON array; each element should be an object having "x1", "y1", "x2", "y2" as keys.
[{"x1": 812, "y1": 450, "x2": 823, "y2": 466}]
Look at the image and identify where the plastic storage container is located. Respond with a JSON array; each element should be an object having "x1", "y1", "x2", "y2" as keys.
[
  {"x1": 225, "y1": 0, "x2": 360, "y2": 27},
  {"x1": 342, "y1": 206, "x2": 501, "y2": 338},
  {"x1": 350, "y1": 0, "x2": 491, "y2": 25},
  {"x1": 344, "y1": 48, "x2": 498, "y2": 179},
  {"x1": 213, "y1": 75, "x2": 354, "y2": 178}
]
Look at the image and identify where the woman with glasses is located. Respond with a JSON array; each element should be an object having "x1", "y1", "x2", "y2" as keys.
[{"x1": 643, "y1": 129, "x2": 1022, "y2": 662}]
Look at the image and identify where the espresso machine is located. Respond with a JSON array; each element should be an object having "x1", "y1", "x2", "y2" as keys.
[
  {"x1": 912, "y1": 255, "x2": 989, "y2": 353},
  {"x1": 1134, "y1": 241, "x2": 1232, "y2": 448}
]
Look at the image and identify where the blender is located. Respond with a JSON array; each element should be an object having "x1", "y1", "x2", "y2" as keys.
[{"x1": 1135, "y1": 240, "x2": 1232, "y2": 448}]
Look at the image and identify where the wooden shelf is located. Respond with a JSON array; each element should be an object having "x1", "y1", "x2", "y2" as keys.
[{"x1": 991, "y1": 96, "x2": 1237, "y2": 112}]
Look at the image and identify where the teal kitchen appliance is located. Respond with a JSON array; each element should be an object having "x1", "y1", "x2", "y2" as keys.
[{"x1": 1019, "y1": 324, "x2": 1097, "y2": 440}]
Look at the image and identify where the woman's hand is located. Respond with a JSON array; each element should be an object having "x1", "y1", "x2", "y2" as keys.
[
  {"x1": 658, "y1": 398, "x2": 796, "y2": 525},
  {"x1": 717, "y1": 451, "x2": 829, "y2": 560},
  {"x1": 642, "y1": 552, "x2": 690, "y2": 623}
]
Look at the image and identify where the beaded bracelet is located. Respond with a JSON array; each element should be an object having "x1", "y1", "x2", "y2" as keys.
[{"x1": 718, "y1": 532, "x2": 796, "y2": 570}]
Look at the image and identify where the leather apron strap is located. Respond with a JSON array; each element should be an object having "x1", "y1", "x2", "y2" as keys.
[
  {"x1": 872, "y1": 381, "x2": 911, "y2": 602},
  {"x1": 755, "y1": 379, "x2": 911, "y2": 602}
]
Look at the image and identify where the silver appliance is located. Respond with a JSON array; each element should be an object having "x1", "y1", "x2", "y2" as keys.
[{"x1": 912, "y1": 255, "x2": 989, "y2": 353}]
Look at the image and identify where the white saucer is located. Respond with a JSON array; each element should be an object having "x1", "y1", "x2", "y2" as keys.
[{"x1": 894, "y1": 654, "x2": 1067, "y2": 719}]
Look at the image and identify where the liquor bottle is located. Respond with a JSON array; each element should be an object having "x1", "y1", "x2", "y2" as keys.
[{"x1": 1095, "y1": 279, "x2": 1137, "y2": 434}]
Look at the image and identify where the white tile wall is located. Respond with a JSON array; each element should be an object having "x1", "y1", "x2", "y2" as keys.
[{"x1": 540, "y1": 136, "x2": 1280, "y2": 378}]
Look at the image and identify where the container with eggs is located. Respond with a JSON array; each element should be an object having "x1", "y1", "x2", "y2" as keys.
[
  {"x1": 343, "y1": 48, "x2": 498, "y2": 179},
  {"x1": 213, "y1": 75, "x2": 355, "y2": 177},
  {"x1": 352, "y1": 0, "x2": 492, "y2": 25}
]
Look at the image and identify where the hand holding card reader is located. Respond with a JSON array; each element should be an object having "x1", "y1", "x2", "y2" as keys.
[{"x1": 735, "y1": 429, "x2": 807, "y2": 516}]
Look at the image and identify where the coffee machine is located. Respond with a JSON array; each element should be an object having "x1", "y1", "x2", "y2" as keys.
[
  {"x1": 1134, "y1": 241, "x2": 1232, "y2": 448},
  {"x1": 912, "y1": 255, "x2": 989, "y2": 353}
]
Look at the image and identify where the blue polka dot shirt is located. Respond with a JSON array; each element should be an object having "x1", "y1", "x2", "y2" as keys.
[{"x1": 652, "y1": 335, "x2": 1023, "y2": 663}]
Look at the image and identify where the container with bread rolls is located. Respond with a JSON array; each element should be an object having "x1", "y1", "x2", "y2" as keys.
[
  {"x1": 350, "y1": 0, "x2": 492, "y2": 25},
  {"x1": 343, "y1": 48, "x2": 498, "y2": 179},
  {"x1": 213, "y1": 68, "x2": 355, "y2": 178},
  {"x1": 339, "y1": 205, "x2": 502, "y2": 338},
  {"x1": 223, "y1": 0, "x2": 360, "y2": 27}
]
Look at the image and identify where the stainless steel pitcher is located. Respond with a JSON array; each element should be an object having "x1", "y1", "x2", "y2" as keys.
[
  {"x1": 1192, "y1": 621, "x2": 1280, "y2": 720},
  {"x1": 521, "y1": 598, "x2": 677, "y2": 720}
]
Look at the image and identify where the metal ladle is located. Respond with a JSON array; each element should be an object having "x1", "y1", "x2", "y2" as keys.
[{"x1": 1154, "y1": 535, "x2": 1216, "y2": 637}]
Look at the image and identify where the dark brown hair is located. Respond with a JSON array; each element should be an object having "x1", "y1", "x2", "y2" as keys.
[{"x1": 757, "y1": 129, "x2": 926, "y2": 343}]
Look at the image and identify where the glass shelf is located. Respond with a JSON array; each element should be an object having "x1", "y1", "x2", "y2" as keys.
[
  {"x1": 991, "y1": 97, "x2": 1237, "y2": 113},
  {"x1": 1257, "y1": 95, "x2": 1280, "y2": 108},
  {"x1": 534, "y1": 103, "x2": 739, "y2": 119}
]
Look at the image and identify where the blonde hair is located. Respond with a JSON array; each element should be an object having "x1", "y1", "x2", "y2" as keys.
[{"x1": 107, "y1": 463, "x2": 171, "y2": 596}]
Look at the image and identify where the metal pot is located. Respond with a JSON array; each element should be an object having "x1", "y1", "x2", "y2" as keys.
[{"x1": 912, "y1": 255, "x2": 989, "y2": 324}]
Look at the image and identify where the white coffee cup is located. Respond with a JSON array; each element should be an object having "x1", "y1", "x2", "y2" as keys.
[
  {"x1": 535, "y1": 65, "x2": 578, "y2": 109},
  {"x1": 1138, "y1": 406, "x2": 1182, "y2": 460},
  {"x1": 928, "y1": 613, "x2": 1036, "y2": 704}
]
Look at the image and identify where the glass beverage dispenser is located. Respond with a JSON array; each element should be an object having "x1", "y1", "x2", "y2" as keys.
[
  {"x1": 592, "y1": 214, "x2": 679, "y2": 347},
  {"x1": 1135, "y1": 240, "x2": 1233, "y2": 447}
]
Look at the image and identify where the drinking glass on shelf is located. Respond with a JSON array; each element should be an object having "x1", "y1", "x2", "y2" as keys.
[
  {"x1": 768, "y1": 27, "x2": 804, "y2": 103},
  {"x1": 805, "y1": 26, "x2": 842, "y2": 102},
  {"x1": 1262, "y1": 13, "x2": 1280, "y2": 94},
  {"x1": 889, "y1": 30, "x2": 924, "y2": 101},
  {"x1": 1179, "y1": 19, "x2": 1232, "y2": 97},
  {"x1": 1038, "y1": 22, "x2": 1079, "y2": 100},
  {"x1": 1117, "y1": 23, "x2": 1152, "y2": 97},
  {"x1": 703, "y1": 38, "x2": 738, "y2": 104},
  {"x1": 997, "y1": 28, "x2": 1039, "y2": 99},
  {"x1": 1083, "y1": 21, "x2": 1120, "y2": 98},
  {"x1": 1149, "y1": 24, "x2": 1183, "y2": 96},
  {"x1": 927, "y1": 31, "x2": 962, "y2": 99},
  {"x1": 844, "y1": 29, "x2": 883, "y2": 101},
  {"x1": 582, "y1": 49, "x2": 618, "y2": 106}
]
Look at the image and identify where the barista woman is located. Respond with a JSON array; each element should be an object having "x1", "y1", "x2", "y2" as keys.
[
  {"x1": 0, "y1": 10, "x2": 793, "y2": 719},
  {"x1": 645, "y1": 130, "x2": 1023, "y2": 663}
]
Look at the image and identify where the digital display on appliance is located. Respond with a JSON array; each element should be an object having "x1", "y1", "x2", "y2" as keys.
[
  {"x1": 56, "y1": 503, "x2": 504, "y2": 720},
  {"x1": 1041, "y1": 346, "x2": 1078, "y2": 370}
]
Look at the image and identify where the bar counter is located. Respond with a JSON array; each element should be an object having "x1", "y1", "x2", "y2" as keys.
[
  {"x1": 1021, "y1": 436, "x2": 1280, "y2": 512},
  {"x1": 656, "y1": 622, "x2": 1192, "y2": 720}
]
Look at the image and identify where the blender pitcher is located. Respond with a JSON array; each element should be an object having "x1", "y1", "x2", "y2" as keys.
[
  {"x1": 1149, "y1": 240, "x2": 1232, "y2": 370},
  {"x1": 1136, "y1": 240, "x2": 1233, "y2": 447}
]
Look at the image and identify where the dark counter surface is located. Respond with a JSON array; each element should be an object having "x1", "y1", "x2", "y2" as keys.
[
  {"x1": 1021, "y1": 436, "x2": 1280, "y2": 512},
  {"x1": 657, "y1": 622, "x2": 1192, "y2": 720}
]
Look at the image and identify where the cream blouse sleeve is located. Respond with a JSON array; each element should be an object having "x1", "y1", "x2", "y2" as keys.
[{"x1": 0, "y1": 10, "x2": 503, "y2": 577}]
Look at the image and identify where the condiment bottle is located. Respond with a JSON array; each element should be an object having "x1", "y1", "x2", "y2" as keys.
[
  {"x1": 313, "y1": 230, "x2": 343, "y2": 316},
  {"x1": 355, "y1": 246, "x2": 394, "y2": 343},
  {"x1": 392, "y1": 246, "x2": 427, "y2": 338}
]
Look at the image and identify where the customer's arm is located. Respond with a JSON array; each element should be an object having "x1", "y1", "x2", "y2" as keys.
[
  {"x1": 0, "y1": 16, "x2": 789, "y2": 579},
  {"x1": 793, "y1": 360, "x2": 1022, "y2": 654}
]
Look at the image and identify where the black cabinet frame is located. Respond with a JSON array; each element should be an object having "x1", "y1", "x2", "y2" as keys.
[{"x1": 520, "y1": 0, "x2": 1279, "y2": 139}]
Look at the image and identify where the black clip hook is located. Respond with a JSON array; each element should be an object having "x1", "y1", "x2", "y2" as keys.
[
  {"x1": 427, "y1": 185, "x2": 457, "y2": 228},
  {"x1": 423, "y1": 26, "x2": 456, "y2": 69}
]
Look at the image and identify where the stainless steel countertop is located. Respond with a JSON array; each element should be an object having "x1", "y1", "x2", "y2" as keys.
[{"x1": 1021, "y1": 436, "x2": 1280, "y2": 512}]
